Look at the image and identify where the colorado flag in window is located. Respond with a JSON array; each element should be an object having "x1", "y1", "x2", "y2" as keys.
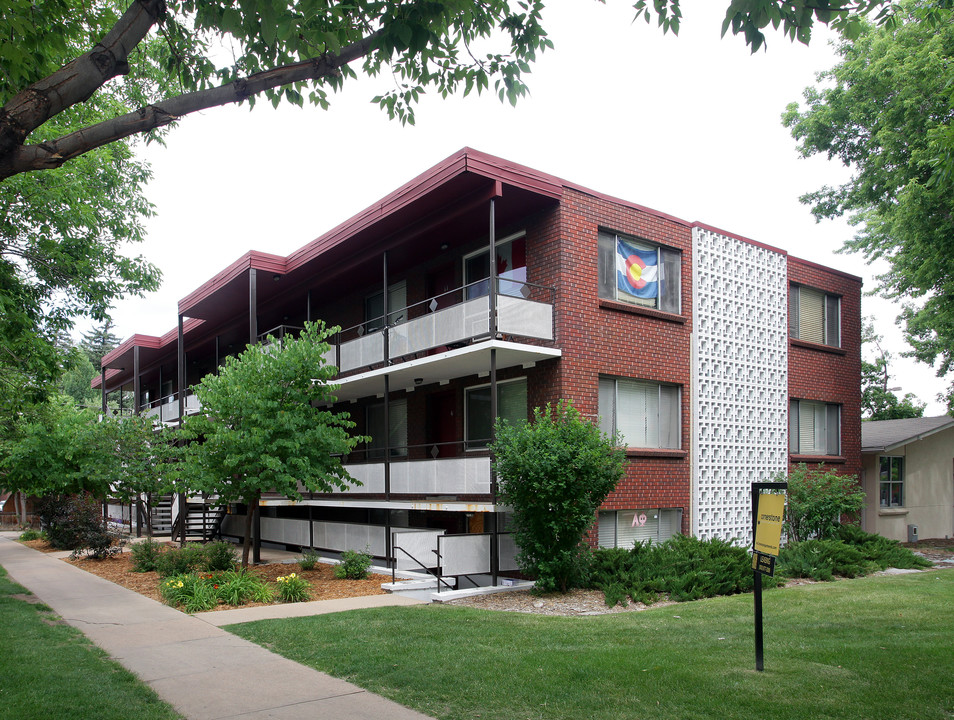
[{"x1": 616, "y1": 238, "x2": 658, "y2": 300}]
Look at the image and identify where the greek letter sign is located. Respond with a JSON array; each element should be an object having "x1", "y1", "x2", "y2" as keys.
[{"x1": 754, "y1": 492, "x2": 785, "y2": 557}]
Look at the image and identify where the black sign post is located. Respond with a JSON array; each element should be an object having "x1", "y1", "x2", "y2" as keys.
[{"x1": 752, "y1": 481, "x2": 787, "y2": 672}]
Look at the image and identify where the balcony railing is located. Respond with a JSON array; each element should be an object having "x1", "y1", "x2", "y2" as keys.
[
  {"x1": 142, "y1": 389, "x2": 201, "y2": 423},
  {"x1": 324, "y1": 279, "x2": 554, "y2": 375}
]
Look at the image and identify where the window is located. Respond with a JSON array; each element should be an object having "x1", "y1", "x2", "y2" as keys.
[
  {"x1": 364, "y1": 281, "x2": 407, "y2": 333},
  {"x1": 597, "y1": 509, "x2": 681, "y2": 548},
  {"x1": 598, "y1": 377, "x2": 680, "y2": 449},
  {"x1": 879, "y1": 456, "x2": 904, "y2": 507},
  {"x1": 465, "y1": 378, "x2": 527, "y2": 449},
  {"x1": 789, "y1": 400, "x2": 840, "y2": 455},
  {"x1": 789, "y1": 285, "x2": 840, "y2": 347},
  {"x1": 598, "y1": 231, "x2": 681, "y2": 314},
  {"x1": 464, "y1": 232, "x2": 527, "y2": 300},
  {"x1": 367, "y1": 398, "x2": 408, "y2": 459}
]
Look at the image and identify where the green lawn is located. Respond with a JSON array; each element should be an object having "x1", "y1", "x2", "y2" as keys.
[
  {"x1": 229, "y1": 569, "x2": 954, "y2": 720},
  {"x1": 0, "y1": 565, "x2": 183, "y2": 720}
]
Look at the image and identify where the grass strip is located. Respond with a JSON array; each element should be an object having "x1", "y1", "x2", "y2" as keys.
[
  {"x1": 0, "y1": 565, "x2": 183, "y2": 720},
  {"x1": 229, "y1": 569, "x2": 954, "y2": 720}
]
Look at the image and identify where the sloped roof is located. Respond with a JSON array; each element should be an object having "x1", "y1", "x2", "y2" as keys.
[{"x1": 861, "y1": 415, "x2": 954, "y2": 452}]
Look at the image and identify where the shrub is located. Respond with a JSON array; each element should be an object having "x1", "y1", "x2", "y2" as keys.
[
  {"x1": 276, "y1": 572, "x2": 310, "y2": 602},
  {"x1": 36, "y1": 493, "x2": 115, "y2": 553},
  {"x1": 298, "y1": 549, "x2": 321, "y2": 571},
  {"x1": 492, "y1": 401, "x2": 625, "y2": 594},
  {"x1": 778, "y1": 539, "x2": 874, "y2": 580},
  {"x1": 835, "y1": 525, "x2": 932, "y2": 570},
  {"x1": 18, "y1": 529, "x2": 45, "y2": 542},
  {"x1": 780, "y1": 464, "x2": 865, "y2": 542},
  {"x1": 155, "y1": 543, "x2": 207, "y2": 577},
  {"x1": 203, "y1": 541, "x2": 237, "y2": 571},
  {"x1": 130, "y1": 537, "x2": 163, "y2": 572},
  {"x1": 590, "y1": 535, "x2": 778, "y2": 607},
  {"x1": 333, "y1": 549, "x2": 372, "y2": 580}
]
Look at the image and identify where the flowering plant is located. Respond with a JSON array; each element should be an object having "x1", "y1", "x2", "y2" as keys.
[{"x1": 275, "y1": 572, "x2": 310, "y2": 603}]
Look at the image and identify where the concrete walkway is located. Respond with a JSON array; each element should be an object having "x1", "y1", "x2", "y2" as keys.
[{"x1": 0, "y1": 534, "x2": 432, "y2": 720}]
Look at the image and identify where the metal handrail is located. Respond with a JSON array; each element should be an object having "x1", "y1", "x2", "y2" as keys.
[{"x1": 390, "y1": 544, "x2": 455, "y2": 591}]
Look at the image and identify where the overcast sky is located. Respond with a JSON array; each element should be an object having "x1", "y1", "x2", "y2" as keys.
[{"x1": 106, "y1": 0, "x2": 948, "y2": 413}]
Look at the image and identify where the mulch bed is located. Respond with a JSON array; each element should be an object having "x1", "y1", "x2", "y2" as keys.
[{"x1": 61, "y1": 548, "x2": 390, "y2": 611}]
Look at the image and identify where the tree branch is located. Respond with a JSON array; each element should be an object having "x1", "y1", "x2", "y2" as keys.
[
  {"x1": 0, "y1": 31, "x2": 382, "y2": 181},
  {"x1": 0, "y1": 0, "x2": 167, "y2": 156}
]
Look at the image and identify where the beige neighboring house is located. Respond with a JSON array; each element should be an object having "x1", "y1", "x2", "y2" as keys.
[{"x1": 861, "y1": 415, "x2": 954, "y2": 542}]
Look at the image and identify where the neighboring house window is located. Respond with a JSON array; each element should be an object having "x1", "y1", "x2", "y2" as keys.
[
  {"x1": 879, "y1": 456, "x2": 904, "y2": 507},
  {"x1": 789, "y1": 400, "x2": 840, "y2": 455},
  {"x1": 463, "y1": 232, "x2": 527, "y2": 299},
  {"x1": 597, "y1": 508, "x2": 681, "y2": 548},
  {"x1": 598, "y1": 377, "x2": 680, "y2": 449},
  {"x1": 367, "y1": 398, "x2": 408, "y2": 459},
  {"x1": 789, "y1": 285, "x2": 840, "y2": 347},
  {"x1": 465, "y1": 378, "x2": 527, "y2": 449},
  {"x1": 365, "y1": 280, "x2": 407, "y2": 333},
  {"x1": 597, "y1": 231, "x2": 681, "y2": 314}
]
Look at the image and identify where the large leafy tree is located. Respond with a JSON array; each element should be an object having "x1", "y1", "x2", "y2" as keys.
[
  {"x1": 861, "y1": 320, "x2": 925, "y2": 420},
  {"x1": 0, "y1": 0, "x2": 919, "y2": 182},
  {"x1": 783, "y1": 4, "x2": 954, "y2": 411},
  {"x1": 175, "y1": 321, "x2": 364, "y2": 566}
]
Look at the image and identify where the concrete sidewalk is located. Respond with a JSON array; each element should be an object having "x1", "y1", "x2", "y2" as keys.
[{"x1": 0, "y1": 534, "x2": 432, "y2": 720}]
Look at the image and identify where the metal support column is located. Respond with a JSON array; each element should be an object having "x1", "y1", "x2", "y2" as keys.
[
  {"x1": 249, "y1": 268, "x2": 261, "y2": 563},
  {"x1": 177, "y1": 314, "x2": 186, "y2": 547},
  {"x1": 488, "y1": 196, "x2": 499, "y2": 586},
  {"x1": 133, "y1": 346, "x2": 141, "y2": 416},
  {"x1": 100, "y1": 368, "x2": 107, "y2": 415}
]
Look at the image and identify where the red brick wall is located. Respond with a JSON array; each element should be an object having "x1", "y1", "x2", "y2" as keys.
[{"x1": 787, "y1": 258, "x2": 863, "y2": 480}]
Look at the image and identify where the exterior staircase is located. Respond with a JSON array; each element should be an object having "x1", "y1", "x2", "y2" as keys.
[{"x1": 171, "y1": 497, "x2": 228, "y2": 542}]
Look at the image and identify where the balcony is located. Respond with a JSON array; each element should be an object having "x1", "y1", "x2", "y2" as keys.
[
  {"x1": 142, "y1": 389, "x2": 201, "y2": 424},
  {"x1": 322, "y1": 280, "x2": 560, "y2": 403}
]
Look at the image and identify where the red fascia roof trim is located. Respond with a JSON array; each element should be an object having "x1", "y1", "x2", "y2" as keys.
[
  {"x1": 91, "y1": 367, "x2": 124, "y2": 389},
  {"x1": 100, "y1": 334, "x2": 162, "y2": 368},
  {"x1": 178, "y1": 251, "x2": 288, "y2": 317},
  {"x1": 788, "y1": 254, "x2": 864, "y2": 283},
  {"x1": 691, "y1": 222, "x2": 789, "y2": 257}
]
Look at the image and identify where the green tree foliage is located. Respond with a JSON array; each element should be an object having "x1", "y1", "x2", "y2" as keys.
[
  {"x1": 777, "y1": 464, "x2": 865, "y2": 543},
  {"x1": 492, "y1": 401, "x2": 624, "y2": 594},
  {"x1": 80, "y1": 321, "x2": 122, "y2": 366},
  {"x1": 175, "y1": 321, "x2": 364, "y2": 567},
  {"x1": 861, "y1": 319, "x2": 925, "y2": 420},
  {"x1": 0, "y1": 0, "x2": 920, "y2": 181},
  {"x1": 0, "y1": 400, "x2": 112, "y2": 499},
  {"x1": 784, "y1": 5, "x2": 954, "y2": 411}
]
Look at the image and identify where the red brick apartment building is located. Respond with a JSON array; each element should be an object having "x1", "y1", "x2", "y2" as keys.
[{"x1": 97, "y1": 148, "x2": 860, "y2": 581}]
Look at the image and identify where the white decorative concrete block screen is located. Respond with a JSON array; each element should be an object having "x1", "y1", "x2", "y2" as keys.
[
  {"x1": 691, "y1": 227, "x2": 789, "y2": 543},
  {"x1": 439, "y1": 534, "x2": 491, "y2": 576},
  {"x1": 392, "y1": 529, "x2": 445, "y2": 570}
]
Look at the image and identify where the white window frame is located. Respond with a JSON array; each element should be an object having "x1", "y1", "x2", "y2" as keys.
[
  {"x1": 464, "y1": 377, "x2": 528, "y2": 450},
  {"x1": 598, "y1": 376, "x2": 680, "y2": 450},
  {"x1": 789, "y1": 284, "x2": 841, "y2": 347},
  {"x1": 463, "y1": 230, "x2": 528, "y2": 300},
  {"x1": 597, "y1": 230, "x2": 681, "y2": 314},
  {"x1": 879, "y1": 456, "x2": 904, "y2": 508},
  {"x1": 789, "y1": 399, "x2": 841, "y2": 456}
]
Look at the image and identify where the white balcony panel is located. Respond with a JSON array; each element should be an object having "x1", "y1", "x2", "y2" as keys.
[
  {"x1": 339, "y1": 332, "x2": 384, "y2": 373},
  {"x1": 185, "y1": 393, "x2": 201, "y2": 414},
  {"x1": 440, "y1": 534, "x2": 491, "y2": 576},
  {"x1": 497, "y1": 296, "x2": 553, "y2": 340},
  {"x1": 313, "y1": 521, "x2": 386, "y2": 555},
  {"x1": 160, "y1": 402, "x2": 179, "y2": 423},
  {"x1": 382, "y1": 456, "x2": 491, "y2": 495},
  {"x1": 498, "y1": 533, "x2": 519, "y2": 572},
  {"x1": 322, "y1": 347, "x2": 337, "y2": 370},
  {"x1": 392, "y1": 529, "x2": 444, "y2": 570},
  {"x1": 143, "y1": 406, "x2": 160, "y2": 421},
  {"x1": 339, "y1": 463, "x2": 385, "y2": 494},
  {"x1": 389, "y1": 297, "x2": 490, "y2": 359}
]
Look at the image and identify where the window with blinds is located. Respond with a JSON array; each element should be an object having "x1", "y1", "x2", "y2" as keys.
[
  {"x1": 367, "y1": 398, "x2": 408, "y2": 459},
  {"x1": 789, "y1": 399, "x2": 840, "y2": 455},
  {"x1": 597, "y1": 508, "x2": 681, "y2": 548},
  {"x1": 597, "y1": 231, "x2": 681, "y2": 314},
  {"x1": 465, "y1": 378, "x2": 528, "y2": 449},
  {"x1": 789, "y1": 285, "x2": 840, "y2": 347},
  {"x1": 598, "y1": 377, "x2": 680, "y2": 449}
]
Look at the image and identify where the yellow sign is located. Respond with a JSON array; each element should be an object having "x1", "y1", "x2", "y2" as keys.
[{"x1": 754, "y1": 492, "x2": 785, "y2": 557}]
